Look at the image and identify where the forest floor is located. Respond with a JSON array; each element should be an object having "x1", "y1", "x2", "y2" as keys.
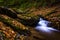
[{"x1": 0, "y1": 2, "x2": 60, "y2": 40}]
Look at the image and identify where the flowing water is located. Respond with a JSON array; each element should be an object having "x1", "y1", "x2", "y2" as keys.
[
  {"x1": 35, "y1": 18, "x2": 60, "y2": 40},
  {"x1": 35, "y1": 18, "x2": 59, "y2": 33}
]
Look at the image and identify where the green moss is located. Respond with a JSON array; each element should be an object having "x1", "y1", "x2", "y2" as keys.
[{"x1": 0, "y1": 0, "x2": 59, "y2": 12}]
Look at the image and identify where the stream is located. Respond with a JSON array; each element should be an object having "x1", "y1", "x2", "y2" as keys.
[
  {"x1": 35, "y1": 18, "x2": 60, "y2": 40},
  {"x1": 35, "y1": 18, "x2": 59, "y2": 33}
]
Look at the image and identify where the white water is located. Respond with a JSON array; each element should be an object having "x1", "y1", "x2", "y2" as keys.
[{"x1": 35, "y1": 18, "x2": 58, "y2": 33}]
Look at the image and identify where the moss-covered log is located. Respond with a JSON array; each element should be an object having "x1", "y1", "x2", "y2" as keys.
[
  {"x1": 0, "y1": 7, "x2": 18, "y2": 18},
  {"x1": 0, "y1": 16, "x2": 31, "y2": 36}
]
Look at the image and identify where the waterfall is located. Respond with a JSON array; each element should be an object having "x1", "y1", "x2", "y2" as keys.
[{"x1": 35, "y1": 18, "x2": 58, "y2": 33}]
